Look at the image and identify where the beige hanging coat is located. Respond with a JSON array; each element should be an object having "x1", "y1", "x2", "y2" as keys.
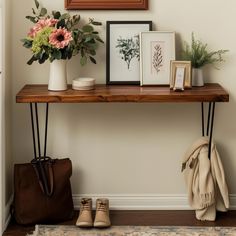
[{"x1": 182, "y1": 137, "x2": 229, "y2": 221}]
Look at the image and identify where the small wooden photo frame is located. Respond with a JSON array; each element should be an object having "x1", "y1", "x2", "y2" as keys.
[{"x1": 170, "y1": 61, "x2": 192, "y2": 90}]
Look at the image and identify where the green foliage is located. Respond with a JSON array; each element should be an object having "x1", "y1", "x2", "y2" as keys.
[
  {"x1": 182, "y1": 33, "x2": 228, "y2": 68},
  {"x1": 34, "y1": 0, "x2": 39, "y2": 9},
  {"x1": 22, "y1": 0, "x2": 103, "y2": 65}
]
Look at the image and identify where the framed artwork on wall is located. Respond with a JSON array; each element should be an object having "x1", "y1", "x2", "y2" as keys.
[
  {"x1": 65, "y1": 0, "x2": 148, "y2": 10},
  {"x1": 170, "y1": 61, "x2": 192, "y2": 90},
  {"x1": 106, "y1": 21, "x2": 152, "y2": 85},
  {"x1": 140, "y1": 31, "x2": 176, "y2": 86}
]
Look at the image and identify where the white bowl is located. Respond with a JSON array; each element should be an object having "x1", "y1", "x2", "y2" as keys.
[{"x1": 72, "y1": 78, "x2": 95, "y2": 90}]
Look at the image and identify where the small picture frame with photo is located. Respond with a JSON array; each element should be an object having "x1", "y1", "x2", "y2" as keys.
[
  {"x1": 170, "y1": 61, "x2": 192, "y2": 90},
  {"x1": 173, "y1": 66, "x2": 185, "y2": 91}
]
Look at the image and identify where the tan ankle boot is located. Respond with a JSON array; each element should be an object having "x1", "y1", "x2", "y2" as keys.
[
  {"x1": 76, "y1": 198, "x2": 93, "y2": 227},
  {"x1": 94, "y1": 198, "x2": 111, "y2": 228}
]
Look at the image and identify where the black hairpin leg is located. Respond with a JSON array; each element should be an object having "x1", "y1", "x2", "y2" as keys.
[
  {"x1": 30, "y1": 103, "x2": 49, "y2": 159},
  {"x1": 201, "y1": 103, "x2": 205, "y2": 137},
  {"x1": 30, "y1": 102, "x2": 50, "y2": 194},
  {"x1": 201, "y1": 102, "x2": 216, "y2": 159}
]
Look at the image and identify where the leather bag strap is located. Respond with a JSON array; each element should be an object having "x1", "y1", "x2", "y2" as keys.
[
  {"x1": 31, "y1": 158, "x2": 54, "y2": 197},
  {"x1": 47, "y1": 161, "x2": 54, "y2": 196}
]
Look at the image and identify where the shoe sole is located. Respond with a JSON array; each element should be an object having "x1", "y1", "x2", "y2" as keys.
[
  {"x1": 94, "y1": 222, "x2": 111, "y2": 228},
  {"x1": 76, "y1": 222, "x2": 93, "y2": 228}
]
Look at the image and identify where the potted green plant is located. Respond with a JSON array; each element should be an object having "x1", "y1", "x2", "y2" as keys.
[
  {"x1": 182, "y1": 33, "x2": 228, "y2": 86},
  {"x1": 21, "y1": 0, "x2": 103, "y2": 91}
]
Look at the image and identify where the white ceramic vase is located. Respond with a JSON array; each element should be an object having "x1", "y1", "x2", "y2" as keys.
[
  {"x1": 48, "y1": 60, "x2": 67, "y2": 91},
  {"x1": 192, "y1": 68, "x2": 204, "y2": 87}
]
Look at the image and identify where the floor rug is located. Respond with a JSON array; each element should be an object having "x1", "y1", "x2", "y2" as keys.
[{"x1": 28, "y1": 225, "x2": 236, "y2": 236}]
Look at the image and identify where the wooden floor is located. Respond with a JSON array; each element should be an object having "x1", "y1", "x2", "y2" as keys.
[{"x1": 3, "y1": 210, "x2": 236, "y2": 236}]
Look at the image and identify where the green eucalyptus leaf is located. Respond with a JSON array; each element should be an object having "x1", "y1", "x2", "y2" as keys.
[
  {"x1": 81, "y1": 49, "x2": 85, "y2": 57},
  {"x1": 66, "y1": 22, "x2": 72, "y2": 30},
  {"x1": 95, "y1": 37, "x2": 104, "y2": 43},
  {"x1": 34, "y1": 0, "x2": 39, "y2": 9},
  {"x1": 40, "y1": 8, "x2": 47, "y2": 16},
  {"x1": 53, "y1": 11, "x2": 61, "y2": 19},
  {"x1": 89, "y1": 38, "x2": 96, "y2": 44},
  {"x1": 32, "y1": 8, "x2": 36, "y2": 15},
  {"x1": 89, "y1": 56, "x2": 96, "y2": 64},
  {"x1": 85, "y1": 43, "x2": 98, "y2": 50},
  {"x1": 22, "y1": 40, "x2": 33, "y2": 49},
  {"x1": 57, "y1": 19, "x2": 66, "y2": 28},
  {"x1": 27, "y1": 55, "x2": 37, "y2": 65},
  {"x1": 91, "y1": 21, "x2": 102, "y2": 26},
  {"x1": 60, "y1": 13, "x2": 70, "y2": 20},
  {"x1": 52, "y1": 50, "x2": 62, "y2": 60},
  {"x1": 80, "y1": 56, "x2": 87, "y2": 66},
  {"x1": 43, "y1": 53, "x2": 49, "y2": 61},
  {"x1": 61, "y1": 50, "x2": 67, "y2": 60},
  {"x1": 72, "y1": 48, "x2": 79, "y2": 56},
  {"x1": 84, "y1": 36, "x2": 94, "y2": 43},
  {"x1": 39, "y1": 53, "x2": 48, "y2": 64},
  {"x1": 82, "y1": 25, "x2": 94, "y2": 33},
  {"x1": 26, "y1": 16, "x2": 37, "y2": 23},
  {"x1": 73, "y1": 15, "x2": 80, "y2": 24},
  {"x1": 68, "y1": 50, "x2": 73, "y2": 59}
]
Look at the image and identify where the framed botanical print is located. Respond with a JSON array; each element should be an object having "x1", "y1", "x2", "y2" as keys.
[
  {"x1": 106, "y1": 21, "x2": 152, "y2": 85},
  {"x1": 140, "y1": 31, "x2": 176, "y2": 86},
  {"x1": 65, "y1": 0, "x2": 148, "y2": 10}
]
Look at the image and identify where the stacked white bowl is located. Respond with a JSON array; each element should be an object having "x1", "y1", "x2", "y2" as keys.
[{"x1": 72, "y1": 78, "x2": 95, "y2": 90}]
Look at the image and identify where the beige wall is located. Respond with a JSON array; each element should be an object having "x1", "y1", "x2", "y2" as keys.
[
  {"x1": 11, "y1": 0, "x2": 236, "y2": 206},
  {"x1": 3, "y1": 0, "x2": 12, "y2": 206}
]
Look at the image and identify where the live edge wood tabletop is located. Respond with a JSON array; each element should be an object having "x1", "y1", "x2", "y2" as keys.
[{"x1": 16, "y1": 83, "x2": 229, "y2": 103}]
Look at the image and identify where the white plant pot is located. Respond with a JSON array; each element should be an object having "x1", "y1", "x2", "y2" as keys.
[
  {"x1": 48, "y1": 60, "x2": 68, "y2": 91},
  {"x1": 192, "y1": 68, "x2": 204, "y2": 87}
]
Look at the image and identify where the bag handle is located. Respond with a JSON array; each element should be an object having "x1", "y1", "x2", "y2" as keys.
[
  {"x1": 31, "y1": 158, "x2": 54, "y2": 196},
  {"x1": 30, "y1": 103, "x2": 53, "y2": 197}
]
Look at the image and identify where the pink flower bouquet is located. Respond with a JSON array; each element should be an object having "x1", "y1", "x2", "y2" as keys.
[{"x1": 22, "y1": 0, "x2": 103, "y2": 65}]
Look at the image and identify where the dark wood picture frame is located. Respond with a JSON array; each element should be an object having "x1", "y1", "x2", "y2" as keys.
[
  {"x1": 65, "y1": 0, "x2": 148, "y2": 10},
  {"x1": 106, "y1": 21, "x2": 152, "y2": 85}
]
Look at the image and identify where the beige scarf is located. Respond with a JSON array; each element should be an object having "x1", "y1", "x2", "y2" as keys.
[{"x1": 182, "y1": 137, "x2": 229, "y2": 221}]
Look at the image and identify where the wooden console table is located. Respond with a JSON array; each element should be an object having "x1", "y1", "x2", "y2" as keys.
[
  {"x1": 16, "y1": 83, "x2": 229, "y2": 161},
  {"x1": 17, "y1": 83, "x2": 228, "y2": 103}
]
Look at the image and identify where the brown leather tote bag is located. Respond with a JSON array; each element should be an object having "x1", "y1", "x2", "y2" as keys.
[
  {"x1": 13, "y1": 104, "x2": 74, "y2": 224},
  {"x1": 13, "y1": 157, "x2": 74, "y2": 225}
]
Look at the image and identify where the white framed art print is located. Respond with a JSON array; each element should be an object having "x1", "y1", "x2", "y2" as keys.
[{"x1": 140, "y1": 31, "x2": 176, "y2": 85}]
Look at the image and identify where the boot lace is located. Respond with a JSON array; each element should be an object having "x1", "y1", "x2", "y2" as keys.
[
  {"x1": 81, "y1": 199, "x2": 91, "y2": 211},
  {"x1": 97, "y1": 201, "x2": 107, "y2": 212}
]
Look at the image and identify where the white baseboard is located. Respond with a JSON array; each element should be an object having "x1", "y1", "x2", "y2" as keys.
[
  {"x1": 73, "y1": 194, "x2": 191, "y2": 210},
  {"x1": 3, "y1": 193, "x2": 236, "y2": 231},
  {"x1": 4, "y1": 195, "x2": 13, "y2": 232},
  {"x1": 73, "y1": 194, "x2": 236, "y2": 210}
]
